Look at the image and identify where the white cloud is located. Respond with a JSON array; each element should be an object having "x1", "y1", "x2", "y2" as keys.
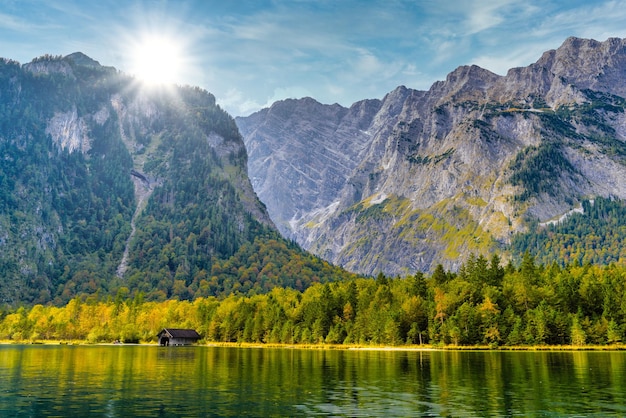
[
  {"x1": 464, "y1": 0, "x2": 513, "y2": 35},
  {"x1": 265, "y1": 86, "x2": 314, "y2": 103},
  {"x1": 532, "y1": 0, "x2": 626, "y2": 40},
  {"x1": 217, "y1": 88, "x2": 254, "y2": 116},
  {"x1": 352, "y1": 49, "x2": 385, "y2": 76}
]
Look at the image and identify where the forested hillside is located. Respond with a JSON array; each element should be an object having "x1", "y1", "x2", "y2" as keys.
[
  {"x1": 0, "y1": 54, "x2": 357, "y2": 307},
  {"x1": 0, "y1": 55, "x2": 134, "y2": 304}
]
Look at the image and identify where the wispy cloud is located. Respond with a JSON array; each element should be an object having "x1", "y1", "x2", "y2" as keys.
[
  {"x1": 471, "y1": 43, "x2": 549, "y2": 75},
  {"x1": 0, "y1": 10, "x2": 61, "y2": 32},
  {"x1": 0, "y1": 12, "x2": 34, "y2": 32},
  {"x1": 464, "y1": 0, "x2": 516, "y2": 35},
  {"x1": 532, "y1": 0, "x2": 626, "y2": 40}
]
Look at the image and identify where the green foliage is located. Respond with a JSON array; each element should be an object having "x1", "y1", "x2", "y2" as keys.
[
  {"x1": 341, "y1": 195, "x2": 496, "y2": 270},
  {"x1": 407, "y1": 148, "x2": 455, "y2": 165},
  {"x1": 4, "y1": 256, "x2": 626, "y2": 347},
  {"x1": 507, "y1": 89, "x2": 626, "y2": 201},
  {"x1": 510, "y1": 197, "x2": 626, "y2": 266}
]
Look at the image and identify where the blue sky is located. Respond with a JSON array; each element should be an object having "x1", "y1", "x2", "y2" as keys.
[{"x1": 2, "y1": 0, "x2": 626, "y2": 116}]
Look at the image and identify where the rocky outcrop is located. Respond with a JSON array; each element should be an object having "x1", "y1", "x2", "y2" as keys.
[
  {"x1": 23, "y1": 52, "x2": 114, "y2": 78},
  {"x1": 45, "y1": 107, "x2": 91, "y2": 153},
  {"x1": 237, "y1": 37, "x2": 626, "y2": 276}
]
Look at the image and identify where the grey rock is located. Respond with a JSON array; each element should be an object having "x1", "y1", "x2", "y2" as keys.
[{"x1": 238, "y1": 37, "x2": 626, "y2": 276}]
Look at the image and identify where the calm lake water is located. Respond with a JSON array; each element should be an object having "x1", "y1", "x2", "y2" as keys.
[{"x1": 1, "y1": 345, "x2": 625, "y2": 417}]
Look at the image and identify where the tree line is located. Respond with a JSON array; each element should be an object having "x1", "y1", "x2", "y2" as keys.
[{"x1": 2, "y1": 253, "x2": 625, "y2": 347}]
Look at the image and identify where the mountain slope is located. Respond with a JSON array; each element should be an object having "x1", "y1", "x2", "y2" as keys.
[
  {"x1": 237, "y1": 37, "x2": 626, "y2": 276},
  {"x1": 0, "y1": 53, "x2": 354, "y2": 306}
]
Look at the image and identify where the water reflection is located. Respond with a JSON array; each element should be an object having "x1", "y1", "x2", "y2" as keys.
[{"x1": 0, "y1": 346, "x2": 625, "y2": 416}]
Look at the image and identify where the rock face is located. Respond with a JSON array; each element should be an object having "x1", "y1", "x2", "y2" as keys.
[
  {"x1": 236, "y1": 97, "x2": 382, "y2": 238},
  {"x1": 237, "y1": 37, "x2": 626, "y2": 276}
]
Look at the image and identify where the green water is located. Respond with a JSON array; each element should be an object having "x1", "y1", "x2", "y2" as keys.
[{"x1": 1, "y1": 345, "x2": 625, "y2": 417}]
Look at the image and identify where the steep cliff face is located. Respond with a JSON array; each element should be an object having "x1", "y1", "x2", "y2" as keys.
[
  {"x1": 236, "y1": 97, "x2": 382, "y2": 238},
  {"x1": 237, "y1": 37, "x2": 626, "y2": 276}
]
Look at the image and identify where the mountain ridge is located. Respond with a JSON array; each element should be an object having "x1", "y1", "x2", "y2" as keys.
[{"x1": 237, "y1": 36, "x2": 626, "y2": 276}]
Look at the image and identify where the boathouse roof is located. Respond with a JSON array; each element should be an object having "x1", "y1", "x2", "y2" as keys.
[{"x1": 157, "y1": 328, "x2": 201, "y2": 339}]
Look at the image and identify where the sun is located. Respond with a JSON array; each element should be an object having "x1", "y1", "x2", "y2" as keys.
[
  {"x1": 117, "y1": 10, "x2": 200, "y2": 90},
  {"x1": 129, "y1": 33, "x2": 185, "y2": 86}
]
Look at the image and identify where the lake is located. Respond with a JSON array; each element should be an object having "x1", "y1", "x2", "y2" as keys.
[{"x1": 1, "y1": 345, "x2": 625, "y2": 417}]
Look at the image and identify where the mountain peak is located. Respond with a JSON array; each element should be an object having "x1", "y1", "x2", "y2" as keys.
[
  {"x1": 430, "y1": 64, "x2": 500, "y2": 104},
  {"x1": 533, "y1": 36, "x2": 626, "y2": 98},
  {"x1": 64, "y1": 52, "x2": 101, "y2": 67}
]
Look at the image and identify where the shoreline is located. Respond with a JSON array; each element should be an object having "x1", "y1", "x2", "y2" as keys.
[
  {"x1": 203, "y1": 342, "x2": 626, "y2": 351},
  {"x1": 2, "y1": 340, "x2": 625, "y2": 351}
]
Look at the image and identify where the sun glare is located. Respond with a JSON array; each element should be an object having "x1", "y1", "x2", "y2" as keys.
[{"x1": 129, "y1": 34, "x2": 184, "y2": 86}]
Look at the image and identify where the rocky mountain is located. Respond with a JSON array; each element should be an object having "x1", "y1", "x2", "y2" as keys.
[
  {"x1": 237, "y1": 37, "x2": 626, "y2": 276},
  {"x1": 0, "y1": 53, "x2": 354, "y2": 305}
]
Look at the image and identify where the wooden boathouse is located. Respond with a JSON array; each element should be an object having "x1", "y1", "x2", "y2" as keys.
[{"x1": 157, "y1": 328, "x2": 201, "y2": 346}]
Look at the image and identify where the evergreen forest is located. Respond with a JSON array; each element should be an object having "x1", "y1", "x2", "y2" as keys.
[
  {"x1": 510, "y1": 197, "x2": 626, "y2": 267},
  {"x1": 2, "y1": 254, "x2": 625, "y2": 347}
]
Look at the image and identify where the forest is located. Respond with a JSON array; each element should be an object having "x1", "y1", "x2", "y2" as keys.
[{"x1": 2, "y1": 253, "x2": 625, "y2": 347}]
